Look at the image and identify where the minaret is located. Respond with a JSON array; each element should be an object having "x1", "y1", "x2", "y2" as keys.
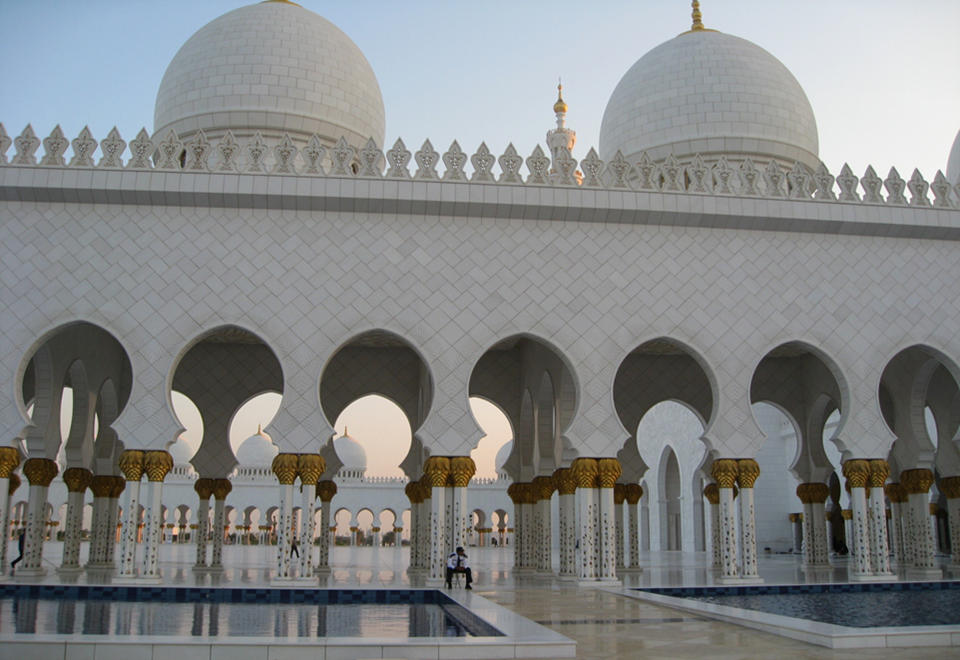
[{"x1": 546, "y1": 81, "x2": 579, "y2": 183}]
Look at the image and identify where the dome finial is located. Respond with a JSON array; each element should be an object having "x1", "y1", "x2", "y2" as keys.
[
  {"x1": 553, "y1": 78, "x2": 568, "y2": 115},
  {"x1": 691, "y1": 1, "x2": 705, "y2": 31}
]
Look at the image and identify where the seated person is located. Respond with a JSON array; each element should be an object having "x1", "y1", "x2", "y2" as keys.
[{"x1": 446, "y1": 546, "x2": 472, "y2": 589}]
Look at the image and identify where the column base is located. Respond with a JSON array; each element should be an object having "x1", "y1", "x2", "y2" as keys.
[
  {"x1": 57, "y1": 565, "x2": 84, "y2": 575},
  {"x1": 314, "y1": 566, "x2": 331, "y2": 576},
  {"x1": 620, "y1": 566, "x2": 643, "y2": 573},
  {"x1": 270, "y1": 576, "x2": 302, "y2": 586},
  {"x1": 716, "y1": 576, "x2": 765, "y2": 585},
  {"x1": 849, "y1": 572, "x2": 897, "y2": 582},
  {"x1": 557, "y1": 573, "x2": 578, "y2": 581},
  {"x1": 14, "y1": 567, "x2": 46, "y2": 579},
  {"x1": 192, "y1": 564, "x2": 215, "y2": 573},
  {"x1": 905, "y1": 568, "x2": 942, "y2": 581},
  {"x1": 425, "y1": 577, "x2": 445, "y2": 587},
  {"x1": 800, "y1": 563, "x2": 833, "y2": 572}
]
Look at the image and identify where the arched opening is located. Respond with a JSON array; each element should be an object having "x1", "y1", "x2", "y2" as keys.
[
  {"x1": 659, "y1": 448, "x2": 682, "y2": 550},
  {"x1": 332, "y1": 394, "x2": 411, "y2": 478},
  {"x1": 469, "y1": 334, "x2": 577, "y2": 482},
  {"x1": 171, "y1": 325, "x2": 283, "y2": 478},
  {"x1": 468, "y1": 397, "x2": 513, "y2": 480},
  {"x1": 320, "y1": 330, "x2": 432, "y2": 480},
  {"x1": 19, "y1": 321, "x2": 132, "y2": 465}
]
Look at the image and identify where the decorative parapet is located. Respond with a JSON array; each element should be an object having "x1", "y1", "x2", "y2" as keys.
[{"x1": 1, "y1": 123, "x2": 957, "y2": 210}]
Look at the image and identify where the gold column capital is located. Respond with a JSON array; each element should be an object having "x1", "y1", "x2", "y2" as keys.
[
  {"x1": 884, "y1": 482, "x2": 906, "y2": 503},
  {"x1": 118, "y1": 449, "x2": 145, "y2": 481},
  {"x1": 194, "y1": 477, "x2": 215, "y2": 499},
  {"x1": 940, "y1": 476, "x2": 960, "y2": 499},
  {"x1": 423, "y1": 456, "x2": 450, "y2": 488},
  {"x1": 571, "y1": 457, "x2": 599, "y2": 489},
  {"x1": 8, "y1": 473, "x2": 20, "y2": 495},
  {"x1": 796, "y1": 482, "x2": 829, "y2": 504},
  {"x1": 90, "y1": 475, "x2": 114, "y2": 497},
  {"x1": 0, "y1": 446, "x2": 21, "y2": 478},
  {"x1": 63, "y1": 467, "x2": 93, "y2": 493},
  {"x1": 507, "y1": 482, "x2": 524, "y2": 504},
  {"x1": 297, "y1": 453, "x2": 325, "y2": 486},
  {"x1": 552, "y1": 468, "x2": 577, "y2": 496},
  {"x1": 613, "y1": 483, "x2": 626, "y2": 504},
  {"x1": 711, "y1": 458, "x2": 738, "y2": 488},
  {"x1": 271, "y1": 452, "x2": 299, "y2": 485},
  {"x1": 144, "y1": 450, "x2": 173, "y2": 482},
  {"x1": 23, "y1": 457, "x2": 58, "y2": 486},
  {"x1": 450, "y1": 456, "x2": 476, "y2": 487},
  {"x1": 703, "y1": 483, "x2": 719, "y2": 504},
  {"x1": 868, "y1": 459, "x2": 890, "y2": 488},
  {"x1": 736, "y1": 458, "x2": 760, "y2": 488},
  {"x1": 841, "y1": 459, "x2": 870, "y2": 488},
  {"x1": 900, "y1": 468, "x2": 934, "y2": 495},
  {"x1": 108, "y1": 475, "x2": 126, "y2": 498},
  {"x1": 404, "y1": 481, "x2": 421, "y2": 504},
  {"x1": 841, "y1": 509, "x2": 852, "y2": 520},
  {"x1": 317, "y1": 479, "x2": 338, "y2": 502},
  {"x1": 212, "y1": 478, "x2": 232, "y2": 500},
  {"x1": 532, "y1": 475, "x2": 555, "y2": 501},
  {"x1": 625, "y1": 483, "x2": 643, "y2": 504},
  {"x1": 597, "y1": 458, "x2": 622, "y2": 488}
]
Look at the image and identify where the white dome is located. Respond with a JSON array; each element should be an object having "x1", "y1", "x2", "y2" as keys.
[
  {"x1": 334, "y1": 433, "x2": 367, "y2": 469},
  {"x1": 168, "y1": 435, "x2": 196, "y2": 466},
  {"x1": 599, "y1": 29, "x2": 819, "y2": 170},
  {"x1": 495, "y1": 440, "x2": 513, "y2": 471},
  {"x1": 947, "y1": 129, "x2": 960, "y2": 186},
  {"x1": 235, "y1": 426, "x2": 279, "y2": 466},
  {"x1": 154, "y1": 1, "x2": 385, "y2": 148}
]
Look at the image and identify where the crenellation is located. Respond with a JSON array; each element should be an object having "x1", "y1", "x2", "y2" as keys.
[
  {"x1": 0, "y1": 123, "x2": 9, "y2": 164},
  {"x1": 39, "y1": 125, "x2": 69, "y2": 166},
  {"x1": 884, "y1": 166, "x2": 907, "y2": 205},
  {"x1": 907, "y1": 168, "x2": 931, "y2": 207},
  {"x1": 68, "y1": 126, "x2": 97, "y2": 168},
  {"x1": 0, "y1": 121, "x2": 956, "y2": 211}
]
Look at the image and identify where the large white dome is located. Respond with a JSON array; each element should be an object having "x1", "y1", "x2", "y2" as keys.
[
  {"x1": 599, "y1": 29, "x2": 819, "y2": 170},
  {"x1": 334, "y1": 432, "x2": 367, "y2": 470},
  {"x1": 947, "y1": 129, "x2": 960, "y2": 186},
  {"x1": 235, "y1": 426, "x2": 279, "y2": 466},
  {"x1": 154, "y1": 1, "x2": 385, "y2": 148}
]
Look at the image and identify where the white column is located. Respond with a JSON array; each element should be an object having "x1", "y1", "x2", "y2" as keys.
[
  {"x1": 405, "y1": 485, "x2": 419, "y2": 571},
  {"x1": 60, "y1": 489, "x2": 86, "y2": 570},
  {"x1": 889, "y1": 499, "x2": 904, "y2": 563},
  {"x1": 576, "y1": 485, "x2": 597, "y2": 581},
  {"x1": 536, "y1": 495, "x2": 553, "y2": 573},
  {"x1": 717, "y1": 487, "x2": 739, "y2": 581},
  {"x1": 276, "y1": 482, "x2": 294, "y2": 579},
  {"x1": 597, "y1": 484, "x2": 618, "y2": 582},
  {"x1": 520, "y1": 501, "x2": 534, "y2": 569},
  {"x1": 194, "y1": 498, "x2": 210, "y2": 568},
  {"x1": 210, "y1": 497, "x2": 226, "y2": 569},
  {"x1": 118, "y1": 478, "x2": 141, "y2": 578},
  {"x1": 429, "y1": 485, "x2": 447, "y2": 583},
  {"x1": 20, "y1": 481, "x2": 50, "y2": 575},
  {"x1": 812, "y1": 501, "x2": 830, "y2": 565},
  {"x1": 86, "y1": 494, "x2": 107, "y2": 567},
  {"x1": 417, "y1": 496, "x2": 430, "y2": 569},
  {"x1": 867, "y1": 487, "x2": 892, "y2": 575},
  {"x1": 317, "y1": 494, "x2": 332, "y2": 572},
  {"x1": 0, "y1": 476, "x2": 11, "y2": 575},
  {"x1": 908, "y1": 493, "x2": 938, "y2": 572},
  {"x1": 736, "y1": 460, "x2": 760, "y2": 581},
  {"x1": 848, "y1": 486, "x2": 873, "y2": 578},
  {"x1": 450, "y1": 485, "x2": 470, "y2": 555},
  {"x1": 800, "y1": 504, "x2": 815, "y2": 565},
  {"x1": 947, "y1": 497, "x2": 960, "y2": 567},
  {"x1": 614, "y1": 489, "x2": 625, "y2": 571},
  {"x1": 558, "y1": 488, "x2": 576, "y2": 577},
  {"x1": 626, "y1": 496, "x2": 641, "y2": 570},
  {"x1": 300, "y1": 483, "x2": 317, "y2": 577},
  {"x1": 140, "y1": 477, "x2": 166, "y2": 580},
  {"x1": 105, "y1": 493, "x2": 121, "y2": 567}
]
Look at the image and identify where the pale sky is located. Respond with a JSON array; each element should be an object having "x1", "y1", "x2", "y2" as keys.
[{"x1": 0, "y1": 1, "x2": 957, "y2": 177}]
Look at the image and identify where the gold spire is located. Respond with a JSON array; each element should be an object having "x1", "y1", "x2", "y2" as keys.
[
  {"x1": 691, "y1": 1, "x2": 705, "y2": 31},
  {"x1": 553, "y1": 80, "x2": 568, "y2": 114}
]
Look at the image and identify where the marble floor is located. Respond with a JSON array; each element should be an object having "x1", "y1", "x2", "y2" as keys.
[{"x1": 4, "y1": 542, "x2": 959, "y2": 659}]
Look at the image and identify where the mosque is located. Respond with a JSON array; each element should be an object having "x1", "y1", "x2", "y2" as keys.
[{"x1": 1, "y1": 0, "x2": 960, "y2": 595}]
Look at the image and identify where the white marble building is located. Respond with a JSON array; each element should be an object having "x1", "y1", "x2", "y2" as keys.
[{"x1": 1, "y1": 0, "x2": 960, "y2": 588}]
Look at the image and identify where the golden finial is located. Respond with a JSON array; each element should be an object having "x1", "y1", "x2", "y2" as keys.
[
  {"x1": 553, "y1": 79, "x2": 568, "y2": 114},
  {"x1": 256, "y1": 424, "x2": 262, "y2": 434},
  {"x1": 691, "y1": 1, "x2": 705, "y2": 31}
]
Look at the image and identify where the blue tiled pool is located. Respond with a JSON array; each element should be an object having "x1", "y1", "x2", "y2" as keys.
[
  {"x1": 0, "y1": 586, "x2": 503, "y2": 638},
  {"x1": 638, "y1": 581, "x2": 960, "y2": 628}
]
